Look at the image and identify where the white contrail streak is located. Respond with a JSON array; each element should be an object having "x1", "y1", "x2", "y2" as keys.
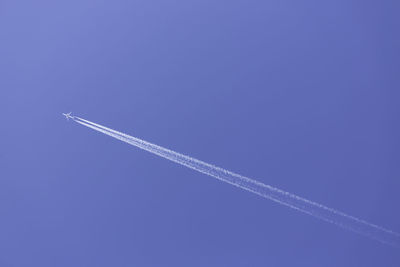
[{"x1": 70, "y1": 115, "x2": 400, "y2": 247}]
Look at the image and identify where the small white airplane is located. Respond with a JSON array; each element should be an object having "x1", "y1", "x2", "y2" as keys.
[{"x1": 62, "y1": 112, "x2": 73, "y2": 120}]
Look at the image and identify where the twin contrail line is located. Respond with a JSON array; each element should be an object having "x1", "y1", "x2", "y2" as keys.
[{"x1": 69, "y1": 114, "x2": 400, "y2": 247}]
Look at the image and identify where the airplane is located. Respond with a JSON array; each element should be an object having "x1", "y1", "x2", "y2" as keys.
[{"x1": 62, "y1": 112, "x2": 73, "y2": 120}]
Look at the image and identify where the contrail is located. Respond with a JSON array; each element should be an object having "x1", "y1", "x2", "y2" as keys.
[{"x1": 68, "y1": 114, "x2": 400, "y2": 247}]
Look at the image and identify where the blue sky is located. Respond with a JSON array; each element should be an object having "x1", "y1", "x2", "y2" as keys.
[{"x1": 1, "y1": 0, "x2": 400, "y2": 266}]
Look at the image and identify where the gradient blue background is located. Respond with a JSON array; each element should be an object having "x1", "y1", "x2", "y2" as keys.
[{"x1": 1, "y1": 0, "x2": 399, "y2": 266}]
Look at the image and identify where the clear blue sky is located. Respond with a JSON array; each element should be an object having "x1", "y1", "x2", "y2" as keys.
[{"x1": 1, "y1": 0, "x2": 399, "y2": 266}]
